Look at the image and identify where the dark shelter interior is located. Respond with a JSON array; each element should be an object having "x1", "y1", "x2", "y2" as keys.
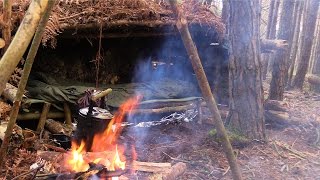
[{"x1": 30, "y1": 25, "x2": 229, "y2": 108}]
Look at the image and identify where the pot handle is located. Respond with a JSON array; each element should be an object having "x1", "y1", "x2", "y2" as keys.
[{"x1": 91, "y1": 88, "x2": 112, "y2": 101}]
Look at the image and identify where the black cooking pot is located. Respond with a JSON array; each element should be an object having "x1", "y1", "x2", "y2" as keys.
[{"x1": 73, "y1": 107, "x2": 113, "y2": 151}]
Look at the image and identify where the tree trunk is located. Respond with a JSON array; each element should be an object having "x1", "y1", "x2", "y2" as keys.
[
  {"x1": 0, "y1": 0, "x2": 49, "y2": 96},
  {"x1": 227, "y1": 0, "x2": 266, "y2": 140},
  {"x1": 221, "y1": 0, "x2": 229, "y2": 27},
  {"x1": 266, "y1": 0, "x2": 281, "y2": 75},
  {"x1": 312, "y1": 25, "x2": 320, "y2": 74},
  {"x1": 269, "y1": 0, "x2": 296, "y2": 100},
  {"x1": 310, "y1": 13, "x2": 320, "y2": 74},
  {"x1": 262, "y1": 0, "x2": 280, "y2": 79},
  {"x1": 292, "y1": 0, "x2": 320, "y2": 89},
  {"x1": 288, "y1": 1, "x2": 304, "y2": 86}
]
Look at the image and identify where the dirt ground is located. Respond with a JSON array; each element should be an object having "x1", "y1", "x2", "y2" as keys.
[
  {"x1": 132, "y1": 88, "x2": 320, "y2": 179},
  {"x1": 1, "y1": 87, "x2": 320, "y2": 179}
]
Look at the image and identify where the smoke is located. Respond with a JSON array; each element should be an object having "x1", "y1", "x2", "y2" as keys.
[{"x1": 126, "y1": 36, "x2": 201, "y2": 154}]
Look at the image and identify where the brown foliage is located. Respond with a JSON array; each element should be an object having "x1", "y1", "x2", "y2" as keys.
[{"x1": 0, "y1": 0, "x2": 225, "y2": 48}]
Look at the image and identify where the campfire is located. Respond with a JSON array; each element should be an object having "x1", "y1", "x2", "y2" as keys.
[{"x1": 63, "y1": 96, "x2": 141, "y2": 179}]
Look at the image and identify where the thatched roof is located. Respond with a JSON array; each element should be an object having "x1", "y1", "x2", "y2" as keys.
[{"x1": 0, "y1": 0, "x2": 225, "y2": 47}]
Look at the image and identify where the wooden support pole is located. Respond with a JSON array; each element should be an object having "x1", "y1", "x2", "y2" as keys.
[
  {"x1": 0, "y1": 0, "x2": 49, "y2": 95},
  {"x1": 37, "y1": 102, "x2": 51, "y2": 132},
  {"x1": 63, "y1": 103, "x2": 72, "y2": 125},
  {"x1": 1, "y1": 0, "x2": 12, "y2": 53},
  {"x1": 17, "y1": 112, "x2": 65, "y2": 120},
  {"x1": 168, "y1": 1, "x2": 242, "y2": 180},
  {"x1": 0, "y1": 0, "x2": 55, "y2": 168}
]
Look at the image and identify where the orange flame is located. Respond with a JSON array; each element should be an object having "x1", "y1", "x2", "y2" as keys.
[
  {"x1": 64, "y1": 96, "x2": 141, "y2": 174},
  {"x1": 66, "y1": 141, "x2": 89, "y2": 172}
]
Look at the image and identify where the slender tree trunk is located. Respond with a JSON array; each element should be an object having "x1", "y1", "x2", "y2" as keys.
[
  {"x1": 0, "y1": 0, "x2": 49, "y2": 95},
  {"x1": 0, "y1": 0, "x2": 55, "y2": 167},
  {"x1": 221, "y1": 0, "x2": 229, "y2": 31},
  {"x1": 288, "y1": 1, "x2": 304, "y2": 87},
  {"x1": 266, "y1": 0, "x2": 280, "y2": 74},
  {"x1": 269, "y1": 0, "x2": 295, "y2": 100},
  {"x1": 262, "y1": 0, "x2": 279, "y2": 79},
  {"x1": 292, "y1": 0, "x2": 320, "y2": 89},
  {"x1": 309, "y1": 13, "x2": 320, "y2": 73},
  {"x1": 227, "y1": 0, "x2": 266, "y2": 140},
  {"x1": 312, "y1": 13, "x2": 320, "y2": 74},
  {"x1": 1, "y1": 0, "x2": 12, "y2": 54},
  {"x1": 286, "y1": 1, "x2": 301, "y2": 69}
]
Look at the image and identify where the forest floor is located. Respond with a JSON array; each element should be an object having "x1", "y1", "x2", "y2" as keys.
[
  {"x1": 0, "y1": 85, "x2": 320, "y2": 179},
  {"x1": 134, "y1": 89, "x2": 320, "y2": 180}
]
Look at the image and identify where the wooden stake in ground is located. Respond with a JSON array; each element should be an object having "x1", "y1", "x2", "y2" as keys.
[
  {"x1": 36, "y1": 102, "x2": 51, "y2": 133},
  {"x1": 168, "y1": 1, "x2": 242, "y2": 180},
  {"x1": 0, "y1": 0, "x2": 49, "y2": 96},
  {"x1": 1, "y1": 0, "x2": 12, "y2": 53},
  {"x1": 0, "y1": 0, "x2": 55, "y2": 168},
  {"x1": 63, "y1": 103, "x2": 72, "y2": 125}
]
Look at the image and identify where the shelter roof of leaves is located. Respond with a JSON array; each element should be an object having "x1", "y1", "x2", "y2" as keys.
[{"x1": 0, "y1": 0, "x2": 225, "y2": 47}]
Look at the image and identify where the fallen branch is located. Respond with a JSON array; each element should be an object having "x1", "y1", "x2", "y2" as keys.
[
  {"x1": 307, "y1": 74, "x2": 320, "y2": 86},
  {"x1": 132, "y1": 161, "x2": 172, "y2": 173},
  {"x1": 132, "y1": 104, "x2": 196, "y2": 114},
  {"x1": 2, "y1": 83, "x2": 28, "y2": 104},
  {"x1": 43, "y1": 144, "x2": 68, "y2": 153},
  {"x1": 45, "y1": 119, "x2": 72, "y2": 136},
  {"x1": 162, "y1": 162, "x2": 187, "y2": 180},
  {"x1": 261, "y1": 39, "x2": 288, "y2": 53}
]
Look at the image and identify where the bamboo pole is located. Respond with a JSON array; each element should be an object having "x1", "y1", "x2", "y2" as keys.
[
  {"x1": 17, "y1": 112, "x2": 65, "y2": 120},
  {"x1": 0, "y1": 0, "x2": 55, "y2": 168},
  {"x1": 0, "y1": 0, "x2": 49, "y2": 96},
  {"x1": 168, "y1": 1, "x2": 242, "y2": 180},
  {"x1": 1, "y1": 0, "x2": 12, "y2": 53}
]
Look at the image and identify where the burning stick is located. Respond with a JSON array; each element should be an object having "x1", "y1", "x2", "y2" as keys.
[{"x1": 36, "y1": 151, "x2": 172, "y2": 173}]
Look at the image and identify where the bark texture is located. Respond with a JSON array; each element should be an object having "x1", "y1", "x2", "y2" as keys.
[
  {"x1": 292, "y1": 0, "x2": 320, "y2": 89},
  {"x1": 269, "y1": 0, "x2": 295, "y2": 100},
  {"x1": 0, "y1": 0, "x2": 48, "y2": 96},
  {"x1": 288, "y1": 1, "x2": 304, "y2": 86},
  {"x1": 227, "y1": 0, "x2": 266, "y2": 140},
  {"x1": 1, "y1": 0, "x2": 12, "y2": 53}
]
